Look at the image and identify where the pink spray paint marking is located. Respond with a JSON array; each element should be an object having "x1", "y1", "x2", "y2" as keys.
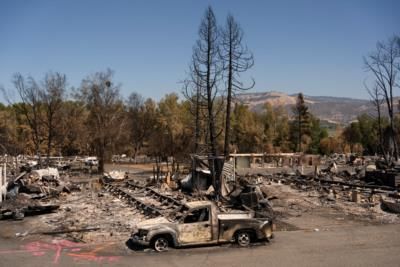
[{"x1": 5, "y1": 239, "x2": 122, "y2": 264}]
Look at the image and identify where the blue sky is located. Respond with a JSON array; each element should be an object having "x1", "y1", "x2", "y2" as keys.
[{"x1": 0, "y1": 0, "x2": 399, "y2": 101}]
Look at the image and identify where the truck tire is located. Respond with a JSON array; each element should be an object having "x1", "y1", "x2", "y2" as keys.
[
  {"x1": 151, "y1": 236, "x2": 169, "y2": 252},
  {"x1": 236, "y1": 231, "x2": 251, "y2": 247}
]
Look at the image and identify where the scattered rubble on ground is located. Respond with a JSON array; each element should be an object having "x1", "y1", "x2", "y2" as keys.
[{"x1": 0, "y1": 153, "x2": 399, "y2": 245}]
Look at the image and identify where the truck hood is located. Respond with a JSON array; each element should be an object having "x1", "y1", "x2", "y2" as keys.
[{"x1": 137, "y1": 217, "x2": 170, "y2": 229}]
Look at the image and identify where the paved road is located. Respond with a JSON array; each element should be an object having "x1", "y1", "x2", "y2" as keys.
[{"x1": 0, "y1": 224, "x2": 399, "y2": 267}]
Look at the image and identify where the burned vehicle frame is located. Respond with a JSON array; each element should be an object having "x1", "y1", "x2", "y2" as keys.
[{"x1": 130, "y1": 201, "x2": 274, "y2": 252}]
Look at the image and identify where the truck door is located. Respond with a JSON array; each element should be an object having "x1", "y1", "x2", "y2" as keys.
[{"x1": 178, "y1": 207, "x2": 212, "y2": 244}]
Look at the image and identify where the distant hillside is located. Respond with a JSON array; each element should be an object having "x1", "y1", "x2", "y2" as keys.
[{"x1": 236, "y1": 91, "x2": 373, "y2": 125}]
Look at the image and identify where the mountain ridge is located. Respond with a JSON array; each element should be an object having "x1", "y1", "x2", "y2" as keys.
[{"x1": 235, "y1": 91, "x2": 373, "y2": 125}]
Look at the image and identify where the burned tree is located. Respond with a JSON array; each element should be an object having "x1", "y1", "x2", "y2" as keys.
[
  {"x1": 40, "y1": 72, "x2": 66, "y2": 162},
  {"x1": 187, "y1": 6, "x2": 226, "y2": 198},
  {"x1": 2, "y1": 72, "x2": 67, "y2": 161},
  {"x1": 193, "y1": 77, "x2": 203, "y2": 154},
  {"x1": 126, "y1": 92, "x2": 152, "y2": 158},
  {"x1": 78, "y1": 69, "x2": 124, "y2": 173},
  {"x1": 364, "y1": 35, "x2": 400, "y2": 162},
  {"x1": 191, "y1": 6, "x2": 222, "y2": 157},
  {"x1": 291, "y1": 93, "x2": 311, "y2": 152},
  {"x1": 220, "y1": 14, "x2": 254, "y2": 157},
  {"x1": 183, "y1": 73, "x2": 207, "y2": 154},
  {"x1": 10, "y1": 74, "x2": 44, "y2": 162}
]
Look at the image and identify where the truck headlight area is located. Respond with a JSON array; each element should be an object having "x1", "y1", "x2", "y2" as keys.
[{"x1": 138, "y1": 229, "x2": 149, "y2": 239}]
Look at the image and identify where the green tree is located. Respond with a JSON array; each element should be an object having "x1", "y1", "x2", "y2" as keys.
[
  {"x1": 262, "y1": 103, "x2": 276, "y2": 147},
  {"x1": 126, "y1": 93, "x2": 158, "y2": 158},
  {"x1": 308, "y1": 116, "x2": 328, "y2": 154},
  {"x1": 160, "y1": 94, "x2": 188, "y2": 162},
  {"x1": 0, "y1": 105, "x2": 21, "y2": 155},
  {"x1": 357, "y1": 114, "x2": 378, "y2": 155},
  {"x1": 231, "y1": 103, "x2": 263, "y2": 152},
  {"x1": 260, "y1": 103, "x2": 290, "y2": 152},
  {"x1": 342, "y1": 122, "x2": 362, "y2": 153},
  {"x1": 291, "y1": 93, "x2": 311, "y2": 152},
  {"x1": 57, "y1": 100, "x2": 89, "y2": 156}
]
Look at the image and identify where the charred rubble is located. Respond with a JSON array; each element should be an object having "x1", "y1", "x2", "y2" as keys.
[
  {"x1": 0, "y1": 153, "x2": 399, "y2": 243},
  {"x1": 1, "y1": 165, "x2": 80, "y2": 220}
]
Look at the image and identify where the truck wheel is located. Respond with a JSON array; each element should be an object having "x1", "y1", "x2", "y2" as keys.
[
  {"x1": 151, "y1": 236, "x2": 169, "y2": 252},
  {"x1": 236, "y1": 231, "x2": 251, "y2": 247}
]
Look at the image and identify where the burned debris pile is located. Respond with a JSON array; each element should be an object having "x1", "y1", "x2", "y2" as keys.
[
  {"x1": 9, "y1": 168, "x2": 78, "y2": 198},
  {"x1": 1, "y1": 153, "x2": 399, "y2": 244},
  {"x1": 178, "y1": 155, "x2": 275, "y2": 219},
  {"x1": 249, "y1": 156, "x2": 400, "y2": 218},
  {"x1": 1, "y1": 165, "x2": 80, "y2": 220},
  {"x1": 0, "y1": 194, "x2": 59, "y2": 220}
]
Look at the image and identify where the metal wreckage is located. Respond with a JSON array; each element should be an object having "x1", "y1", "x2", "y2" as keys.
[{"x1": 128, "y1": 155, "x2": 275, "y2": 251}]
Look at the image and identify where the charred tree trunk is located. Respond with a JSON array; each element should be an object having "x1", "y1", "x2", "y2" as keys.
[
  {"x1": 223, "y1": 39, "x2": 233, "y2": 158},
  {"x1": 221, "y1": 14, "x2": 254, "y2": 158},
  {"x1": 298, "y1": 112, "x2": 301, "y2": 152},
  {"x1": 377, "y1": 99, "x2": 386, "y2": 161},
  {"x1": 194, "y1": 81, "x2": 201, "y2": 153}
]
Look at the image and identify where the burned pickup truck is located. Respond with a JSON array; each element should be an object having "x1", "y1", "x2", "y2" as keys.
[{"x1": 130, "y1": 201, "x2": 274, "y2": 251}]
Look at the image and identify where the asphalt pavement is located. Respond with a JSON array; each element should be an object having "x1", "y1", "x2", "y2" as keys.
[{"x1": 0, "y1": 224, "x2": 399, "y2": 267}]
